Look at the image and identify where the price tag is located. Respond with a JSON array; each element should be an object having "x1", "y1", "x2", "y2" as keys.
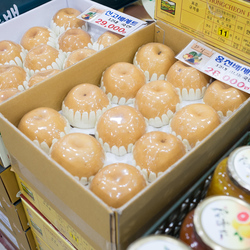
[
  {"x1": 78, "y1": 5, "x2": 146, "y2": 36},
  {"x1": 176, "y1": 40, "x2": 250, "y2": 94}
]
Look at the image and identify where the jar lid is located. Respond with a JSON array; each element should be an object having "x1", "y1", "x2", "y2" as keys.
[
  {"x1": 127, "y1": 235, "x2": 191, "y2": 250},
  {"x1": 227, "y1": 146, "x2": 250, "y2": 193},
  {"x1": 194, "y1": 195, "x2": 250, "y2": 250}
]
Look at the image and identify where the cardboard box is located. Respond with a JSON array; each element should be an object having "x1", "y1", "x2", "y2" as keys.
[
  {"x1": 0, "y1": 198, "x2": 29, "y2": 233},
  {"x1": 33, "y1": 232, "x2": 55, "y2": 250},
  {"x1": 0, "y1": 220, "x2": 20, "y2": 250},
  {"x1": 0, "y1": 175, "x2": 35, "y2": 249},
  {"x1": 0, "y1": 165, "x2": 19, "y2": 204},
  {"x1": 0, "y1": 0, "x2": 250, "y2": 249},
  {"x1": 0, "y1": 19, "x2": 250, "y2": 249},
  {"x1": 0, "y1": 217, "x2": 36, "y2": 250},
  {"x1": 15, "y1": 172, "x2": 94, "y2": 250},
  {"x1": 0, "y1": 176, "x2": 34, "y2": 249},
  {"x1": 0, "y1": 228, "x2": 19, "y2": 250},
  {"x1": 0, "y1": 0, "x2": 145, "y2": 47},
  {"x1": 155, "y1": 0, "x2": 250, "y2": 64},
  {"x1": 0, "y1": 163, "x2": 29, "y2": 235},
  {"x1": 21, "y1": 195, "x2": 76, "y2": 250}
]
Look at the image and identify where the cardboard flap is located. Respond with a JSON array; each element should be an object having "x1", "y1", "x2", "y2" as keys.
[
  {"x1": 15, "y1": 201, "x2": 29, "y2": 232},
  {"x1": 0, "y1": 167, "x2": 19, "y2": 204},
  {"x1": 26, "y1": 228, "x2": 37, "y2": 250}
]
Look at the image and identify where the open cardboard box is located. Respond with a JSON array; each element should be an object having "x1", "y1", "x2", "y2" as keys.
[
  {"x1": 0, "y1": 0, "x2": 145, "y2": 43},
  {"x1": 0, "y1": 2, "x2": 250, "y2": 249},
  {"x1": 0, "y1": 0, "x2": 146, "y2": 89},
  {"x1": 0, "y1": 20, "x2": 250, "y2": 249}
]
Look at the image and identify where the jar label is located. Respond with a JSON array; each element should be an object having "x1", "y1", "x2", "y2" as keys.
[
  {"x1": 234, "y1": 147, "x2": 250, "y2": 185},
  {"x1": 201, "y1": 199, "x2": 250, "y2": 249}
]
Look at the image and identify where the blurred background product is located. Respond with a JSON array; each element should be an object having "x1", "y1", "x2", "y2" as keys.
[{"x1": 0, "y1": 0, "x2": 51, "y2": 24}]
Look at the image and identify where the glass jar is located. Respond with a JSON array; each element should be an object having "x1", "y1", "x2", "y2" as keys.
[
  {"x1": 206, "y1": 146, "x2": 250, "y2": 202},
  {"x1": 179, "y1": 195, "x2": 250, "y2": 249},
  {"x1": 127, "y1": 235, "x2": 191, "y2": 250}
]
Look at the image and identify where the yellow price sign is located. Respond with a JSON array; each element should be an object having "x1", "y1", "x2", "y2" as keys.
[{"x1": 218, "y1": 27, "x2": 229, "y2": 38}]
